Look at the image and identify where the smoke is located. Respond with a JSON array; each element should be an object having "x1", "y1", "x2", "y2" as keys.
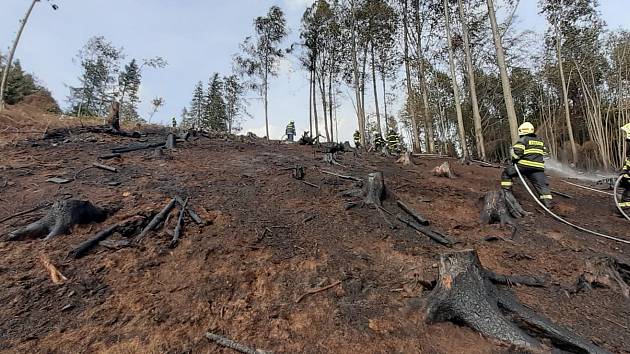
[{"x1": 545, "y1": 158, "x2": 613, "y2": 182}]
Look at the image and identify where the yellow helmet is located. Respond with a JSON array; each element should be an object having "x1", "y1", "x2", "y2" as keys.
[
  {"x1": 621, "y1": 123, "x2": 630, "y2": 138},
  {"x1": 518, "y1": 122, "x2": 535, "y2": 136}
]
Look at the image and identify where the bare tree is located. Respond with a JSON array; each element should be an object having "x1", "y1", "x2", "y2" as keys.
[
  {"x1": 443, "y1": 0, "x2": 468, "y2": 159},
  {"x1": 486, "y1": 0, "x2": 519, "y2": 143}
]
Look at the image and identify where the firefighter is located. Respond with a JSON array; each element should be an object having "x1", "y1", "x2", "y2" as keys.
[
  {"x1": 286, "y1": 121, "x2": 296, "y2": 141},
  {"x1": 618, "y1": 123, "x2": 630, "y2": 212},
  {"x1": 387, "y1": 129, "x2": 401, "y2": 153},
  {"x1": 500, "y1": 122, "x2": 552, "y2": 208},
  {"x1": 353, "y1": 130, "x2": 361, "y2": 149},
  {"x1": 373, "y1": 131, "x2": 385, "y2": 151}
]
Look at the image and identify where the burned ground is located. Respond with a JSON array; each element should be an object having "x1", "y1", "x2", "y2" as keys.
[{"x1": 0, "y1": 112, "x2": 629, "y2": 353}]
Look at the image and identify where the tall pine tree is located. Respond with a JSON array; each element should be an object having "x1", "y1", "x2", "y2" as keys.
[
  {"x1": 188, "y1": 81, "x2": 205, "y2": 129},
  {"x1": 204, "y1": 73, "x2": 227, "y2": 131},
  {"x1": 117, "y1": 59, "x2": 142, "y2": 122}
]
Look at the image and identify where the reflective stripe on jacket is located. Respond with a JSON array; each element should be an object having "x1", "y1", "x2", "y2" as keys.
[{"x1": 512, "y1": 135, "x2": 546, "y2": 170}]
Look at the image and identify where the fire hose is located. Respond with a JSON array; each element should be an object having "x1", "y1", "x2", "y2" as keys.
[
  {"x1": 614, "y1": 175, "x2": 630, "y2": 222},
  {"x1": 514, "y1": 164, "x2": 630, "y2": 245}
]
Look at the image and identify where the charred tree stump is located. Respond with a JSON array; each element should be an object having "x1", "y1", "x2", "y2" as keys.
[
  {"x1": 396, "y1": 151, "x2": 414, "y2": 166},
  {"x1": 165, "y1": 133, "x2": 176, "y2": 149},
  {"x1": 6, "y1": 200, "x2": 109, "y2": 241},
  {"x1": 575, "y1": 257, "x2": 630, "y2": 298},
  {"x1": 432, "y1": 162, "x2": 456, "y2": 178},
  {"x1": 364, "y1": 172, "x2": 385, "y2": 207},
  {"x1": 107, "y1": 101, "x2": 121, "y2": 131},
  {"x1": 480, "y1": 190, "x2": 528, "y2": 226},
  {"x1": 425, "y1": 249, "x2": 609, "y2": 354}
]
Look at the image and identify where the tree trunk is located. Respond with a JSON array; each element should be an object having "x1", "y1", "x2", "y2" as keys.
[
  {"x1": 381, "y1": 70, "x2": 389, "y2": 129},
  {"x1": 319, "y1": 72, "x2": 330, "y2": 142},
  {"x1": 371, "y1": 44, "x2": 383, "y2": 138},
  {"x1": 457, "y1": 0, "x2": 486, "y2": 160},
  {"x1": 402, "y1": 0, "x2": 421, "y2": 153},
  {"x1": 443, "y1": 0, "x2": 468, "y2": 159},
  {"x1": 351, "y1": 0, "x2": 366, "y2": 146},
  {"x1": 557, "y1": 33, "x2": 579, "y2": 164},
  {"x1": 414, "y1": 0, "x2": 432, "y2": 154},
  {"x1": 309, "y1": 67, "x2": 313, "y2": 137},
  {"x1": 0, "y1": 0, "x2": 38, "y2": 110},
  {"x1": 264, "y1": 64, "x2": 269, "y2": 140},
  {"x1": 486, "y1": 0, "x2": 519, "y2": 143},
  {"x1": 313, "y1": 67, "x2": 320, "y2": 143},
  {"x1": 425, "y1": 249, "x2": 608, "y2": 353},
  {"x1": 329, "y1": 67, "x2": 334, "y2": 143}
]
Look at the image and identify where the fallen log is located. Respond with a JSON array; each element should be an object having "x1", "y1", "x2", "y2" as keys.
[
  {"x1": 6, "y1": 200, "x2": 109, "y2": 241},
  {"x1": 319, "y1": 169, "x2": 363, "y2": 182},
  {"x1": 397, "y1": 200, "x2": 429, "y2": 226},
  {"x1": 396, "y1": 214, "x2": 452, "y2": 246},
  {"x1": 174, "y1": 196, "x2": 203, "y2": 224},
  {"x1": 424, "y1": 249, "x2": 608, "y2": 353},
  {"x1": 134, "y1": 198, "x2": 177, "y2": 242},
  {"x1": 205, "y1": 332, "x2": 272, "y2": 354},
  {"x1": 69, "y1": 216, "x2": 145, "y2": 258},
  {"x1": 296, "y1": 280, "x2": 342, "y2": 303},
  {"x1": 98, "y1": 153, "x2": 122, "y2": 160},
  {"x1": 111, "y1": 142, "x2": 165, "y2": 154},
  {"x1": 170, "y1": 197, "x2": 188, "y2": 248},
  {"x1": 92, "y1": 162, "x2": 117, "y2": 173},
  {"x1": 70, "y1": 224, "x2": 118, "y2": 259}
]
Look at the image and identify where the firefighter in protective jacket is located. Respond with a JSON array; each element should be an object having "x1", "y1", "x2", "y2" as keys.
[
  {"x1": 353, "y1": 130, "x2": 361, "y2": 149},
  {"x1": 618, "y1": 123, "x2": 630, "y2": 212},
  {"x1": 500, "y1": 122, "x2": 553, "y2": 208},
  {"x1": 387, "y1": 129, "x2": 401, "y2": 153}
]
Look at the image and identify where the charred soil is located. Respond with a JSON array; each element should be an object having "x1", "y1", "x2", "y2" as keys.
[{"x1": 0, "y1": 111, "x2": 629, "y2": 353}]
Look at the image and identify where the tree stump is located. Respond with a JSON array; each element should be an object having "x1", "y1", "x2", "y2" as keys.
[
  {"x1": 575, "y1": 257, "x2": 630, "y2": 298},
  {"x1": 396, "y1": 151, "x2": 414, "y2": 166},
  {"x1": 7, "y1": 200, "x2": 110, "y2": 241},
  {"x1": 425, "y1": 249, "x2": 609, "y2": 353},
  {"x1": 364, "y1": 172, "x2": 385, "y2": 207},
  {"x1": 432, "y1": 162, "x2": 455, "y2": 178},
  {"x1": 165, "y1": 133, "x2": 176, "y2": 149},
  {"x1": 480, "y1": 190, "x2": 528, "y2": 226},
  {"x1": 107, "y1": 101, "x2": 120, "y2": 131}
]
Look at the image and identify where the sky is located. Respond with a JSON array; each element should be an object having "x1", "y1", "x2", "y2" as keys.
[{"x1": 1, "y1": 0, "x2": 628, "y2": 143}]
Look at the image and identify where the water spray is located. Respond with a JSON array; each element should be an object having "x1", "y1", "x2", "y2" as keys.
[{"x1": 514, "y1": 165, "x2": 630, "y2": 245}]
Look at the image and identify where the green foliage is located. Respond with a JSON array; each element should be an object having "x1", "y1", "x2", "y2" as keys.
[
  {"x1": 1, "y1": 60, "x2": 38, "y2": 105},
  {"x1": 204, "y1": 73, "x2": 227, "y2": 131},
  {"x1": 67, "y1": 36, "x2": 124, "y2": 117},
  {"x1": 118, "y1": 59, "x2": 142, "y2": 122}
]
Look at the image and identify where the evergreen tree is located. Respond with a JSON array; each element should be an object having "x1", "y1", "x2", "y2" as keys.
[
  {"x1": 188, "y1": 81, "x2": 205, "y2": 129},
  {"x1": 204, "y1": 73, "x2": 227, "y2": 131},
  {"x1": 223, "y1": 74, "x2": 247, "y2": 134},
  {"x1": 67, "y1": 36, "x2": 123, "y2": 117},
  {"x1": 2, "y1": 60, "x2": 38, "y2": 105},
  {"x1": 117, "y1": 59, "x2": 142, "y2": 122}
]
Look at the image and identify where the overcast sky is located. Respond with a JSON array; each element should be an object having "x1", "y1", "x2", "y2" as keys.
[{"x1": 1, "y1": 0, "x2": 628, "y2": 143}]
